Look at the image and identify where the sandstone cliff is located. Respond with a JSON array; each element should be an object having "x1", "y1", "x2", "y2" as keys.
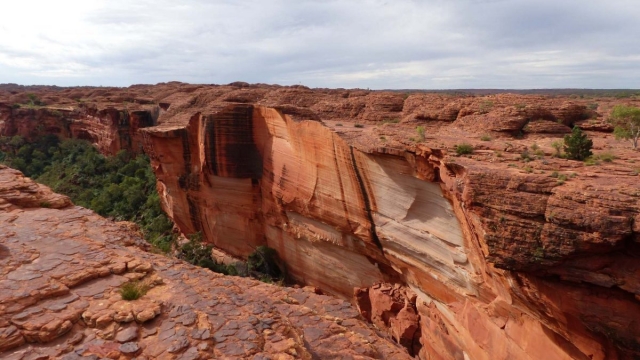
[
  {"x1": 0, "y1": 165, "x2": 410, "y2": 359},
  {"x1": 2, "y1": 84, "x2": 640, "y2": 359}
]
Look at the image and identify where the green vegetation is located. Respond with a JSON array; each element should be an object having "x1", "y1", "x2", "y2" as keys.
[
  {"x1": 596, "y1": 152, "x2": 616, "y2": 162},
  {"x1": 382, "y1": 118, "x2": 400, "y2": 124},
  {"x1": 563, "y1": 127, "x2": 593, "y2": 161},
  {"x1": 480, "y1": 134, "x2": 492, "y2": 141},
  {"x1": 248, "y1": 246, "x2": 283, "y2": 283},
  {"x1": 478, "y1": 100, "x2": 494, "y2": 114},
  {"x1": 416, "y1": 126, "x2": 426, "y2": 141},
  {"x1": 25, "y1": 93, "x2": 45, "y2": 108},
  {"x1": 454, "y1": 143, "x2": 473, "y2": 155},
  {"x1": 354, "y1": 123, "x2": 364, "y2": 128},
  {"x1": 120, "y1": 281, "x2": 148, "y2": 301},
  {"x1": 178, "y1": 232, "x2": 237, "y2": 274},
  {"x1": 610, "y1": 105, "x2": 640, "y2": 149},
  {"x1": 530, "y1": 143, "x2": 545, "y2": 157},
  {"x1": 178, "y1": 232, "x2": 284, "y2": 283},
  {"x1": 551, "y1": 141, "x2": 563, "y2": 157},
  {"x1": 0, "y1": 136, "x2": 174, "y2": 251}
]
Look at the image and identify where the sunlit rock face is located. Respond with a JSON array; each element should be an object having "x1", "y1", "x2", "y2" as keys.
[
  {"x1": 3, "y1": 84, "x2": 638, "y2": 359},
  {"x1": 142, "y1": 103, "x2": 640, "y2": 360}
]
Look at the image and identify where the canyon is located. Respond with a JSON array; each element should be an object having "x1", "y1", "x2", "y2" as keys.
[{"x1": 1, "y1": 83, "x2": 639, "y2": 359}]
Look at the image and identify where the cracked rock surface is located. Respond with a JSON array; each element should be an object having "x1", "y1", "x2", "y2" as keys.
[{"x1": 0, "y1": 166, "x2": 410, "y2": 359}]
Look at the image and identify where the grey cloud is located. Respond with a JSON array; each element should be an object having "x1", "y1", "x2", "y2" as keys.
[{"x1": 0, "y1": 0, "x2": 638, "y2": 88}]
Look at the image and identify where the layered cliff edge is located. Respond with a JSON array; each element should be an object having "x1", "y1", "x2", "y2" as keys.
[
  {"x1": 0, "y1": 165, "x2": 411, "y2": 359},
  {"x1": 1, "y1": 83, "x2": 640, "y2": 359}
]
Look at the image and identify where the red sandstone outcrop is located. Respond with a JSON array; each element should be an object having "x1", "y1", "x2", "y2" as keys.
[
  {"x1": 2, "y1": 84, "x2": 640, "y2": 359},
  {"x1": 0, "y1": 166, "x2": 409, "y2": 359}
]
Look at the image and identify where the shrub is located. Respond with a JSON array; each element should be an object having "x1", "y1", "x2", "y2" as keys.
[
  {"x1": 610, "y1": 105, "x2": 640, "y2": 149},
  {"x1": 354, "y1": 124, "x2": 364, "y2": 128},
  {"x1": 564, "y1": 127, "x2": 593, "y2": 160},
  {"x1": 584, "y1": 157, "x2": 600, "y2": 166},
  {"x1": 248, "y1": 246, "x2": 283, "y2": 281},
  {"x1": 120, "y1": 281, "x2": 148, "y2": 301},
  {"x1": 550, "y1": 171, "x2": 559, "y2": 178},
  {"x1": 335, "y1": 123, "x2": 343, "y2": 126},
  {"x1": 521, "y1": 149, "x2": 531, "y2": 161},
  {"x1": 455, "y1": 143, "x2": 473, "y2": 155},
  {"x1": 551, "y1": 141, "x2": 563, "y2": 157},
  {"x1": 478, "y1": 100, "x2": 494, "y2": 114},
  {"x1": 597, "y1": 152, "x2": 616, "y2": 162},
  {"x1": 416, "y1": 126, "x2": 426, "y2": 141},
  {"x1": 480, "y1": 134, "x2": 492, "y2": 141}
]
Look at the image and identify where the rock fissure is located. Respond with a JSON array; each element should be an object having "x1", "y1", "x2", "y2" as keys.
[{"x1": 349, "y1": 146, "x2": 384, "y2": 252}]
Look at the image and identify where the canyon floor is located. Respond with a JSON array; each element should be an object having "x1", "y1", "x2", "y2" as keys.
[{"x1": 1, "y1": 83, "x2": 639, "y2": 359}]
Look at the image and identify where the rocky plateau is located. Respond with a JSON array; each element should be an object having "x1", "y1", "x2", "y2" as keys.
[{"x1": 1, "y1": 83, "x2": 640, "y2": 359}]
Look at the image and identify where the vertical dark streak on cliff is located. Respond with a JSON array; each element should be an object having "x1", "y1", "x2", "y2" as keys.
[
  {"x1": 349, "y1": 147, "x2": 383, "y2": 251},
  {"x1": 205, "y1": 104, "x2": 262, "y2": 178},
  {"x1": 187, "y1": 194, "x2": 202, "y2": 232},
  {"x1": 180, "y1": 128, "x2": 191, "y2": 174},
  {"x1": 205, "y1": 115, "x2": 218, "y2": 176}
]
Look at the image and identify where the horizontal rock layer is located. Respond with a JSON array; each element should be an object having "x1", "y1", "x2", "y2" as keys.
[
  {"x1": 2, "y1": 83, "x2": 640, "y2": 359},
  {"x1": 142, "y1": 100, "x2": 640, "y2": 360}
]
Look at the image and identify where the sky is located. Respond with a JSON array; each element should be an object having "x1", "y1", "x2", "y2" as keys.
[{"x1": 1, "y1": 0, "x2": 639, "y2": 89}]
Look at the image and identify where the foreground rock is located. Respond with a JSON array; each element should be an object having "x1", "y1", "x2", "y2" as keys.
[{"x1": 0, "y1": 166, "x2": 410, "y2": 359}]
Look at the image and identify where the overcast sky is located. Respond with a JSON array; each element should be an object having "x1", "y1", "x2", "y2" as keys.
[{"x1": 1, "y1": 0, "x2": 638, "y2": 89}]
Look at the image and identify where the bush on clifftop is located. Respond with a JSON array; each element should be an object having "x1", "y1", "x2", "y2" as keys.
[{"x1": 563, "y1": 127, "x2": 593, "y2": 161}]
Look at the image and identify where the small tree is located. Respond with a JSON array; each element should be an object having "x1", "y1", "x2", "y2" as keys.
[
  {"x1": 564, "y1": 127, "x2": 592, "y2": 160},
  {"x1": 610, "y1": 105, "x2": 640, "y2": 149}
]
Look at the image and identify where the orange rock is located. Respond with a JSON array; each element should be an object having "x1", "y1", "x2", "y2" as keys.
[{"x1": 2, "y1": 84, "x2": 640, "y2": 359}]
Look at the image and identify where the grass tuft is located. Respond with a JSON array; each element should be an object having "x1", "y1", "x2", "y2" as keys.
[{"x1": 119, "y1": 281, "x2": 148, "y2": 301}]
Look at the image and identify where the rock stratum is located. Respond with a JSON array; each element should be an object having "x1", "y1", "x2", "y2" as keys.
[
  {"x1": 1, "y1": 83, "x2": 640, "y2": 359},
  {"x1": 0, "y1": 165, "x2": 410, "y2": 359}
]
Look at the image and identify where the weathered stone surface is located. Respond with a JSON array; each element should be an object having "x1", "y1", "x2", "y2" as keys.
[
  {"x1": 2, "y1": 84, "x2": 640, "y2": 359},
  {"x1": 0, "y1": 167, "x2": 410, "y2": 359}
]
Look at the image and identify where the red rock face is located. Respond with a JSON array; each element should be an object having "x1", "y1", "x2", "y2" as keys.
[
  {"x1": 0, "y1": 166, "x2": 409, "y2": 359},
  {"x1": 0, "y1": 103, "x2": 157, "y2": 155},
  {"x1": 2, "y1": 84, "x2": 640, "y2": 359}
]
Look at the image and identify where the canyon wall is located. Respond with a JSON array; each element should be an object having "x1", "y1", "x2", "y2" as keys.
[
  {"x1": 0, "y1": 165, "x2": 409, "y2": 359},
  {"x1": 2, "y1": 84, "x2": 639, "y2": 359},
  {"x1": 0, "y1": 103, "x2": 157, "y2": 155},
  {"x1": 142, "y1": 102, "x2": 640, "y2": 360}
]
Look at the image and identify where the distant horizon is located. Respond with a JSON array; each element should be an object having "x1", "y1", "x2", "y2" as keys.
[
  {"x1": 2, "y1": 1, "x2": 639, "y2": 89},
  {"x1": 1, "y1": 82, "x2": 639, "y2": 93}
]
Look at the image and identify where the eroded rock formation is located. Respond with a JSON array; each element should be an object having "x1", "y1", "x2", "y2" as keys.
[
  {"x1": 2, "y1": 83, "x2": 640, "y2": 359},
  {"x1": 0, "y1": 165, "x2": 409, "y2": 359}
]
